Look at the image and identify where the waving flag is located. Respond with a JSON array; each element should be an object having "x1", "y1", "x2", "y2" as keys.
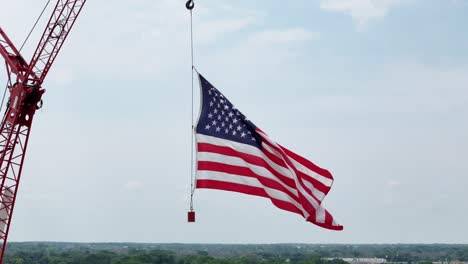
[{"x1": 195, "y1": 73, "x2": 342, "y2": 231}]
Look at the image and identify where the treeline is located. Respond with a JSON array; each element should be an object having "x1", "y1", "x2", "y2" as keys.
[
  {"x1": 4, "y1": 247, "x2": 347, "y2": 264},
  {"x1": 4, "y1": 243, "x2": 468, "y2": 264}
]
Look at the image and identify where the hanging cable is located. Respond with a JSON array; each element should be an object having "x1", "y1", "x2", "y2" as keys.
[
  {"x1": 0, "y1": 82, "x2": 8, "y2": 114},
  {"x1": 187, "y1": 0, "x2": 196, "y2": 219},
  {"x1": 19, "y1": 0, "x2": 52, "y2": 52}
]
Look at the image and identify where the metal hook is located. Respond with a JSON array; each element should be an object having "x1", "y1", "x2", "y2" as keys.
[{"x1": 186, "y1": 0, "x2": 194, "y2": 10}]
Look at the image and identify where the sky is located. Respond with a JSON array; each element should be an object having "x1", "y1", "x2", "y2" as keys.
[{"x1": 0, "y1": 0, "x2": 467, "y2": 244}]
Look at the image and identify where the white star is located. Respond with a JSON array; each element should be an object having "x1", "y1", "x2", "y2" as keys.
[
  {"x1": 213, "y1": 98, "x2": 217, "y2": 102},
  {"x1": 225, "y1": 117, "x2": 229, "y2": 122},
  {"x1": 218, "y1": 115, "x2": 222, "y2": 120},
  {"x1": 237, "y1": 125, "x2": 242, "y2": 131},
  {"x1": 212, "y1": 120, "x2": 217, "y2": 126},
  {"x1": 209, "y1": 102, "x2": 214, "y2": 107},
  {"x1": 213, "y1": 109, "x2": 218, "y2": 114},
  {"x1": 221, "y1": 111, "x2": 225, "y2": 115},
  {"x1": 224, "y1": 105, "x2": 229, "y2": 110},
  {"x1": 208, "y1": 90, "x2": 212, "y2": 95},
  {"x1": 233, "y1": 118, "x2": 238, "y2": 124},
  {"x1": 221, "y1": 122, "x2": 225, "y2": 127},
  {"x1": 228, "y1": 112, "x2": 234, "y2": 117},
  {"x1": 225, "y1": 129, "x2": 229, "y2": 134},
  {"x1": 216, "y1": 127, "x2": 221, "y2": 132},
  {"x1": 220, "y1": 99, "x2": 225, "y2": 104},
  {"x1": 241, "y1": 132, "x2": 246, "y2": 137},
  {"x1": 208, "y1": 113, "x2": 213, "y2": 119},
  {"x1": 229, "y1": 124, "x2": 233, "y2": 129},
  {"x1": 232, "y1": 131, "x2": 237, "y2": 136},
  {"x1": 205, "y1": 125, "x2": 210, "y2": 130},
  {"x1": 217, "y1": 104, "x2": 221, "y2": 108},
  {"x1": 252, "y1": 137, "x2": 256, "y2": 141}
]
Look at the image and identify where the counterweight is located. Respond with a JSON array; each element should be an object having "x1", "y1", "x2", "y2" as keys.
[{"x1": 0, "y1": 1, "x2": 86, "y2": 261}]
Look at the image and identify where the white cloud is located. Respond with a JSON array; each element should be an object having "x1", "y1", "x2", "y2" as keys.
[
  {"x1": 386, "y1": 179, "x2": 402, "y2": 189},
  {"x1": 124, "y1": 180, "x2": 144, "y2": 191},
  {"x1": 196, "y1": 16, "x2": 256, "y2": 44},
  {"x1": 320, "y1": 0, "x2": 409, "y2": 27},
  {"x1": 246, "y1": 28, "x2": 318, "y2": 46}
]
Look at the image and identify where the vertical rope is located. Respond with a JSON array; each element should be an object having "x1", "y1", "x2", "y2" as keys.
[
  {"x1": 187, "y1": 0, "x2": 195, "y2": 212},
  {"x1": 0, "y1": 82, "x2": 8, "y2": 114}
]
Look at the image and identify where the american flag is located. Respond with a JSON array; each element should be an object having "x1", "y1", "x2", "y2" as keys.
[{"x1": 195, "y1": 73, "x2": 343, "y2": 231}]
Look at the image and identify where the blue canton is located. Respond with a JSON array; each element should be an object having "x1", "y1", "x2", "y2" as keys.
[{"x1": 196, "y1": 74, "x2": 261, "y2": 148}]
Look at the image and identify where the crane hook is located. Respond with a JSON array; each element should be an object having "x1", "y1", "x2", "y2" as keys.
[{"x1": 186, "y1": 0, "x2": 195, "y2": 10}]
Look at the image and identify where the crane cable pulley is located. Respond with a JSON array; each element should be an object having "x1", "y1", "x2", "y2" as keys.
[{"x1": 186, "y1": 0, "x2": 195, "y2": 10}]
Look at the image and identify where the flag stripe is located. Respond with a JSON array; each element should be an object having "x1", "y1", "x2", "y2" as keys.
[
  {"x1": 198, "y1": 143, "x2": 326, "y2": 205},
  {"x1": 258, "y1": 131, "x2": 334, "y2": 188},
  {"x1": 281, "y1": 146, "x2": 334, "y2": 180},
  {"x1": 197, "y1": 171, "x2": 305, "y2": 214},
  {"x1": 198, "y1": 134, "x2": 321, "y2": 210},
  {"x1": 198, "y1": 141, "x2": 296, "y2": 188},
  {"x1": 198, "y1": 136, "x2": 331, "y2": 195},
  {"x1": 198, "y1": 161, "x2": 300, "y2": 203},
  {"x1": 197, "y1": 179, "x2": 304, "y2": 216},
  {"x1": 262, "y1": 140, "x2": 330, "y2": 198},
  {"x1": 255, "y1": 131, "x2": 325, "y2": 206}
]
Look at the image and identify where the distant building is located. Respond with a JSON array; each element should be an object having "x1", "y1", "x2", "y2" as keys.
[{"x1": 324, "y1": 258, "x2": 387, "y2": 264}]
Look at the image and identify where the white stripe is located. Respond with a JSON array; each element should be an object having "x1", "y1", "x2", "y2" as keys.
[
  {"x1": 257, "y1": 131, "x2": 333, "y2": 187},
  {"x1": 289, "y1": 158, "x2": 333, "y2": 187},
  {"x1": 197, "y1": 134, "x2": 295, "y2": 181},
  {"x1": 197, "y1": 170, "x2": 306, "y2": 216},
  {"x1": 256, "y1": 131, "x2": 320, "y2": 209},
  {"x1": 332, "y1": 219, "x2": 339, "y2": 226},
  {"x1": 261, "y1": 135, "x2": 326, "y2": 202},
  {"x1": 197, "y1": 133, "x2": 319, "y2": 211},
  {"x1": 197, "y1": 151, "x2": 299, "y2": 197},
  {"x1": 316, "y1": 205, "x2": 326, "y2": 224},
  {"x1": 303, "y1": 180, "x2": 325, "y2": 201}
]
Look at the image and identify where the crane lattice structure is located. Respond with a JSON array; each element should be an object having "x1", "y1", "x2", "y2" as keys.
[{"x1": 0, "y1": 1, "x2": 87, "y2": 262}]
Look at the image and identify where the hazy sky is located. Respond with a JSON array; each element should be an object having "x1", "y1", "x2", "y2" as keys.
[{"x1": 1, "y1": 0, "x2": 467, "y2": 244}]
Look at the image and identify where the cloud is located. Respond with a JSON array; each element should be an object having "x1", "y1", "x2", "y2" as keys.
[
  {"x1": 196, "y1": 16, "x2": 256, "y2": 44},
  {"x1": 386, "y1": 179, "x2": 401, "y2": 189},
  {"x1": 320, "y1": 0, "x2": 409, "y2": 27},
  {"x1": 246, "y1": 28, "x2": 318, "y2": 46},
  {"x1": 124, "y1": 180, "x2": 144, "y2": 191}
]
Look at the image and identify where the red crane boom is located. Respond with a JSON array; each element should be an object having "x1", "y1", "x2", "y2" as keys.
[{"x1": 0, "y1": 1, "x2": 86, "y2": 261}]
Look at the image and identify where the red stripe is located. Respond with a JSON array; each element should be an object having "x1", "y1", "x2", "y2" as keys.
[
  {"x1": 196, "y1": 179, "x2": 304, "y2": 216},
  {"x1": 257, "y1": 133, "x2": 332, "y2": 194},
  {"x1": 199, "y1": 140, "x2": 323, "y2": 210},
  {"x1": 256, "y1": 133, "x2": 324, "y2": 206},
  {"x1": 280, "y1": 146, "x2": 334, "y2": 180},
  {"x1": 296, "y1": 170, "x2": 331, "y2": 196},
  {"x1": 198, "y1": 143, "x2": 296, "y2": 188},
  {"x1": 309, "y1": 218, "x2": 344, "y2": 231},
  {"x1": 198, "y1": 161, "x2": 300, "y2": 203},
  {"x1": 325, "y1": 211, "x2": 333, "y2": 226}
]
